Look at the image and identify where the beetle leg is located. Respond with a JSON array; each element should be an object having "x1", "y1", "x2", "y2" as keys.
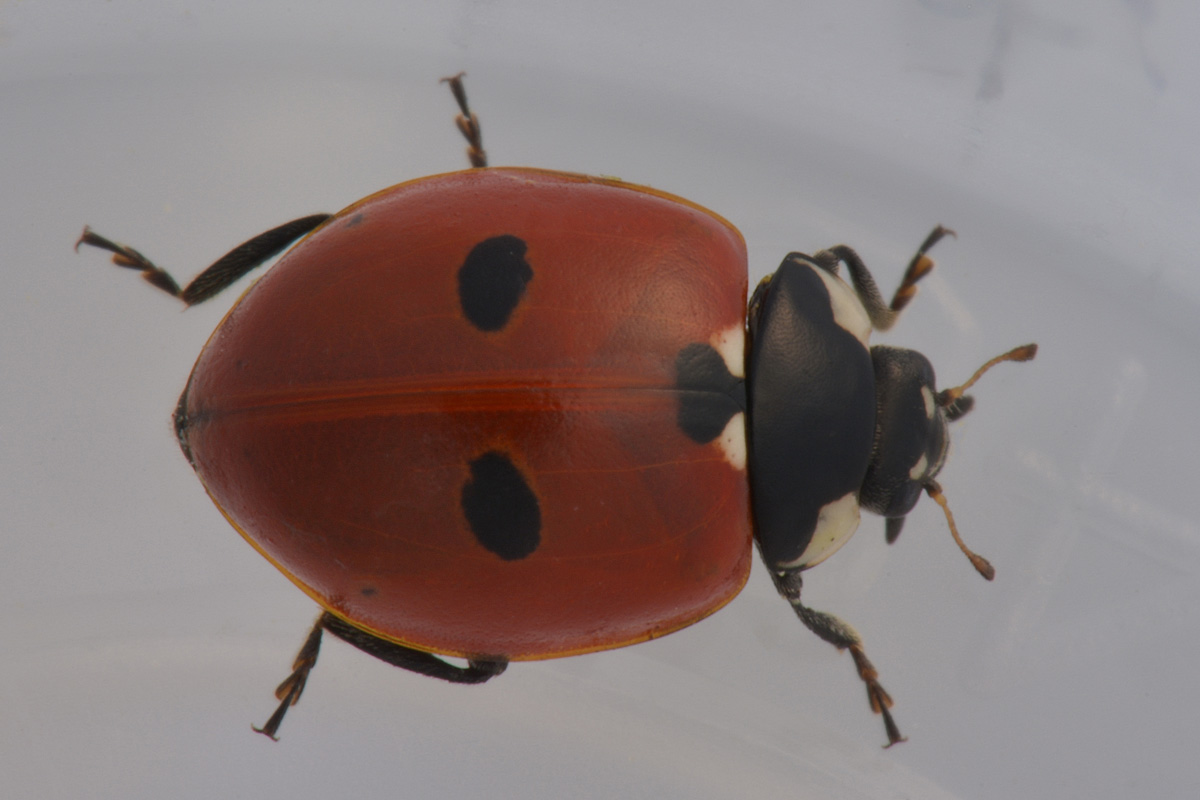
[
  {"x1": 253, "y1": 611, "x2": 507, "y2": 741},
  {"x1": 770, "y1": 568, "x2": 906, "y2": 747},
  {"x1": 320, "y1": 611, "x2": 508, "y2": 683},
  {"x1": 887, "y1": 224, "x2": 955, "y2": 316},
  {"x1": 817, "y1": 225, "x2": 955, "y2": 331},
  {"x1": 76, "y1": 213, "x2": 331, "y2": 306},
  {"x1": 441, "y1": 72, "x2": 487, "y2": 168},
  {"x1": 253, "y1": 613, "x2": 327, "y2": 741}
]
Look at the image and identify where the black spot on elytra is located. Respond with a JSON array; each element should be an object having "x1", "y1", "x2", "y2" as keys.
[
  {"x1": 675, "y1": 342, "x2": 746, "y2": 444},
  {"x1": 360, "y1": 586, "x2": 378, "y2": 597},
  {"x1": 458, "y1": 235, "x2": 532, "y2": 331},
  {"x1": 461, "y1": 451, "x2": 541, "y2": 560}
]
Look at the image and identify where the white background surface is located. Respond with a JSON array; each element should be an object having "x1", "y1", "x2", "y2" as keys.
[{"x1": 3, "y1": 2, "x2": 1197, "y2": 798}]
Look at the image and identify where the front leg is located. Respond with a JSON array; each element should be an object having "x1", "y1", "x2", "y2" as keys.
[{"x1": 813, "y1": 225, "x2": 954, "y2": 331}]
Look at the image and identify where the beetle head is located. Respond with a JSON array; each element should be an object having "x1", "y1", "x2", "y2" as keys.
[
  {"x1": 860, "y1": 346, "x2": 948, "y2": 519},
  {"x1": 861, "y1": 343, "x2": 1037, "y2": 579}
]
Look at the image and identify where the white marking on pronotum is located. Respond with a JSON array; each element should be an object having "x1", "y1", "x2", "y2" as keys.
[
  {"x1": 921, "y1": 385, "x2": 936, "y2": 418},
  {"x1": 809, "y1": 265, "x2": 872, "y2": 347},
  {"x1": 782, "y1": 492, "x2": 862, "y2": 569}
]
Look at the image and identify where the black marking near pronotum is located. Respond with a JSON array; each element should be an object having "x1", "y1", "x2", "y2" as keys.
[
  {"x1": 674, "y1": 342, "x2": 746, "y2": 444},
  {"x1": 460, "y1": 451, "x2": 542, "y2": 560},
  {"x1": 457, "y1": 235, "x2": 533, "y2": 331}
]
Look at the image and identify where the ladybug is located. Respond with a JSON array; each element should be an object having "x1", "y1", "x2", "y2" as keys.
[{"x1": 77, "y1": 73, "x2": 1036, "y2": 746}]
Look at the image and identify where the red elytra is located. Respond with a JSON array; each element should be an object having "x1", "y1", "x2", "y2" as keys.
[{"x1": 183, "y1": 167, "x2": 753, "y2": 659}]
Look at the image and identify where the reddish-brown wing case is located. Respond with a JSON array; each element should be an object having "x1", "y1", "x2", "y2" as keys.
[{"x1": 182, "y1": 168, "x2": 751, "y2": 659}]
